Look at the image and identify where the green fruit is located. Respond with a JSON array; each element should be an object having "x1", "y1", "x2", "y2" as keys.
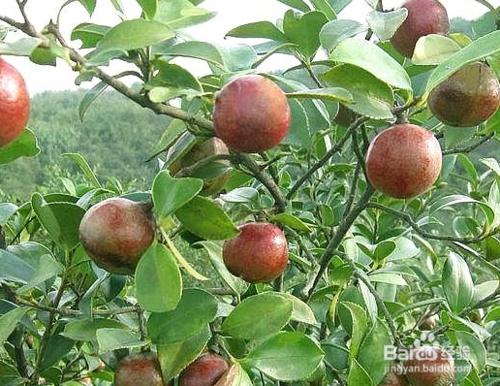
[
  {"x1": 114, "y1": 353, "x2": 164, "y2": 386},
  {"x1": 404, "y1": 346, "x2": 455, "y2": 386},
  {"x1": 170, "y1": 137, "x2": 231, "y2": 196},
  {"x1": 484, "y1": 236, "x2": 500, "y2": 261},
  {"x1": 79, "y1": 198, "x2": 155, "y2": 275},
  {"x1": 429, "y1": 62, "x2": 500, "y2": 127}
]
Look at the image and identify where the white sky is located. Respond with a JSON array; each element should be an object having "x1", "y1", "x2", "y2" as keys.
[{"x1": 2, "y1": 0, "x2": 499, "y2": 94}]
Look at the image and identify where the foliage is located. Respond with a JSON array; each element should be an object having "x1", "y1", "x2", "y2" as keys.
[{"x1": 0, "y1": 0, "x2": 499, "y2": 386}]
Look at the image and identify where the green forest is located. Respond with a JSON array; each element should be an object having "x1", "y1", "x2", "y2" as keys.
[{"x1": 0, "y1": 90, "x2": 168, "y2": 200}]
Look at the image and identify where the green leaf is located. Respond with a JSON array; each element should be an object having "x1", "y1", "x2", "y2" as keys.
[
  {"x1": 159, "y1": 41, "x2": 224, "y2": 67},
  {"x1": 175, "y1": 196, "x2": 239, "y2": 240},
  {"x1": 71, "y1": 23, "x2": 110, "y2": 49},
  {"x1": 96, "y1": 328, "x2": 146, "y2": 352},
  {"x1": 323, "y1": 64, "x2": 394, "y2": 119},
  {"x1": 79, "y1": 81, "x2": 108, "y2": 121},
  {"x1": 157, "y1": 325, "x2": 211, "y2": 381},
  {"x1": 220, "y1": 188, "x2": 259, "y2": 204},
  {"x1": 0, "y1": 203, "x2": 18, "y2": 226},
  {"x1": 425, "y1": 30, "x2": 500, "y2": 94},
  {"x1": 357, "y1": 319, "x2": 392, "y2": 385},
  {"x1": 442, "y1": 252, "x2": 474, "y2": 314},
  {"x1": 412, "y1": 34, "x2": 461, "y2": 65},
  {"x1": 152, "y1": 62, "x2": 202, "y2": 91},
  {"x1": 136, "y1": 244, "x2": 182, "y2": 313},
  {"x1": 150, "y1": 119, "x2": 187, "y2": 160},
  {"x1": 242, "y1": 332, "x2": 324, "y2": 381},
  {"x1": 137, "y1": 0, "x2": 158, "y2": 18},
  {"x1": 339, "y1": 302, "x2": 368, "y2": 359},
  {"x1": 31, "y1": 193, "x2": 86, "y2": 251},
  {"x1": 214, "y1": 362, "x2": 253, "y2": 386},
  {"x1": 287, "y1": 87, "x2": 353, "y2": 103},
  {"x1": 275, "y1": 0, "x2": 310, "y2": 12},
  {"x1": 455, "y1": 331, "x2": 486, "y2": 372},
  {"x1": 0, "y1": 249, "x2": 35, "y2": 284},
  {"x1": 0, "y1": 129, "x2": 40, "y2": 165},
  {"x1": 17, "y1": 254, "x2": 63, "y2": 294},
  {"x1": 472, "y1": 280, "x2": 499, "y2": 305},
  {"x1": 366, "y1": 9, "x2": 408, "y2": 41},
  {"x1": 195, "y1": 241, "x2": 248, "y2": 295},
  {"x1": 218, "y1": 44, "x2": 257, "y2": 72},
  {"x1": 226, "y1": 22, "x2": 288, "y2": 42},
  {"x1": 0, "y1": 37, "x2": 42, "y2": 56},
  {"x1": 309, "y1": 0, "x2": 336, "y2": 20},
  {"x1": 272, "y1": 213, "x2": 311, "y2": 232},
  {"x1": 62, "y1": 318, "x2": 127, "y2": 341},
  {"x1": 154, "y1": 0, "x2": 215, "y2": 29},
  {"x1": 94, "y1": 19, "x2": 175, "y2": 54},
  {"x1": 148, "y1": 288, "x2": 218, "y2": 344},
  {"x1": 283, "y1": 10, "x2": 328, "y2": 58},
  {"x1": 348, "y1": 358, "x2": 374, "y2": 386},
  {"x1": 63, "y1": 153, "x2": 101, "y2": 188},
  {"x1": 222, "y1": 293, "x2": 293, "y2": 340},
  {"x1": 330, "y1": 37, "x2": 412, "y2": 90},
  {"x1": 78, "y1": 0, "x2": 97, "y2": 15},
  {"x1": 276, "y1": 293, "x2": 317, "y2": 325},
  {"x1": 152, "y1": 171, "x2": 203, "y2": 219},
  {"x1": 320, "y1": 19, "x2": 367, "y2": 52},
  {"x1": 0, "y1": 307, "x2": 28, "y2": 345}
]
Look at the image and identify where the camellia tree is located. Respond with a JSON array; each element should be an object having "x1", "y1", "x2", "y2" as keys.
[{"x1": 0, "y1": 0, "x2": 500, "y2": 385}]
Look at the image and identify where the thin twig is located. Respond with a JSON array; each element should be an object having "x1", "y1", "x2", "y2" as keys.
[{"x1": 442, "y1": 133, "x2": 494, "y2": 155}]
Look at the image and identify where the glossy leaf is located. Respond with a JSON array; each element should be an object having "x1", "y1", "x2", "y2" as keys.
[
  {"x1": 135, "y1": 244, "x2": 182, "y2": 313},
  {"x1": 442, "y1": 252, "x2": 474, "y2": 313},
  {"x1": 0, "y1": 129, "x2": 40, "y2": 165}
]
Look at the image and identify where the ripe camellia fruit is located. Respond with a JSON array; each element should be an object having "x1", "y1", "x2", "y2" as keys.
[
  {"x1": 0, "y1": 58, "x2": 30, "y2": 146},
  {"x1": 114, "y1": 352, "x2": 164, "y2": 386},
  {"x1": 380, "y1": 370, "x2": 408, "y2": 386},
  {"x1": 213, "y1": 75, "x2": 290, "y2": 153},
  {"x1": 179, "y1": 353, "x2": 229, "y2": 386},
  {"x1": 169, "y1": 137, "x2": 231, "y2": 195},
  {"x1": 366, "y1": 124, "x2": 442, "y2": 199},
  {"x1": 404, "y1": 346, "x2": 455, "y2": 386},
  {"x1": 223, "y1": 222, "x2": 288, "y2": 283},
  {"x1": 429, "y1": 62, "x2": 500, "y2": 127},
  {"x1": 390, "y1": 0, "x2": 449, "y2": 58},
  {"x1": 79, "y1": 197, "x2": 155, "y2": 275}
]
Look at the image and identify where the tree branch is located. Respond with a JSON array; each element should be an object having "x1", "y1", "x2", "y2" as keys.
[
  {"x1": 306, "y1": 185, "x2": 375, "y2": 299},
  {"x1": 442, "y1": 133, "x2": 494, "y2": 155},
  {"x1": 287, "y1": 117, "x2": 369, "y2": 200},
  {"x1": 368, "y1": 203, "x2": 498, "y2": 244}
]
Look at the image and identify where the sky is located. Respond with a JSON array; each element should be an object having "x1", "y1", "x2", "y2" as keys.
[{"x1": 1, "y1": 0, "x2": 499, "y2": 94}]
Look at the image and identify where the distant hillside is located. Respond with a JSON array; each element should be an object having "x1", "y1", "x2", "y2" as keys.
[{"x1": 0, "y1": 90, "x2": 168, "y2": 200}]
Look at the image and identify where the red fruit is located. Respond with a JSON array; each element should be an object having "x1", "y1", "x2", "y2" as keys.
[
  {"x1": 429, "y1": 62, "x2": 500, "y2": 127},
  {"x1": 379, "y1": 370, "x2": 408, "y2": 386},
  {"x1": 366, "y1": 124, "x2": 442, "y2": 199},
  {"x1": 114, "y1": 353, "x2": 164, "y2": 386},
  {"x1": 223, "y1": 222, "x2": 288, "y2": 283},
  {"x1": 404, "y1": 346, "x2": 455, "y2": 386},
  {"x1": 170, "y1": 137, "x2": 231, "y2": 196},
  {"x1": 213, "y1": 75, "x2": 290, "y2": 153},
  {"x1": 0, "y1": 58, "x2": 30, "y2": 146},
  {"x1": 390, "y1": 0, "x2": 449, "y2": 58},
  {"x1": 179, "y1": 353, "x2": 229, "y2": 386},
  {"x1": 79, "y1": 198, "x2": 155, "y2": 275}
]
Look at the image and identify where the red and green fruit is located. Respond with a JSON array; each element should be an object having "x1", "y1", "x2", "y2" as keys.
[
  {"x1": 179, "y1": 353, "x2": 229, "y2": 386},
  {"x1": 214, "y1": 75, "x2": 290, "y2": 153},
  {"x1": 404, "y1": 346, "x2": 455, "y2": 386},
  {"x1": 429, "y1": 62, "x2": 500, "y2": 127},
  {"x1": 169, "y1": 137, "x2": 231, "y2": 195},
  {"x1": 223, "y1": 222, "x2": 288, "y2": 283},
  {"x1": 0, "y1": 58, "x2": 30, "y2": 146},
  {"x1": 114, "y1": 353, "x2": 164, "y2": 386},
  {"x1": 79, "y1": 197, "x2": 155, "y2": 275},
  {"x1": 390, "y1": 0, "x2": 449, "y2": 58},
  {"x1": 366, "y1": 124, "x2": 442, "y2": 199}
]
